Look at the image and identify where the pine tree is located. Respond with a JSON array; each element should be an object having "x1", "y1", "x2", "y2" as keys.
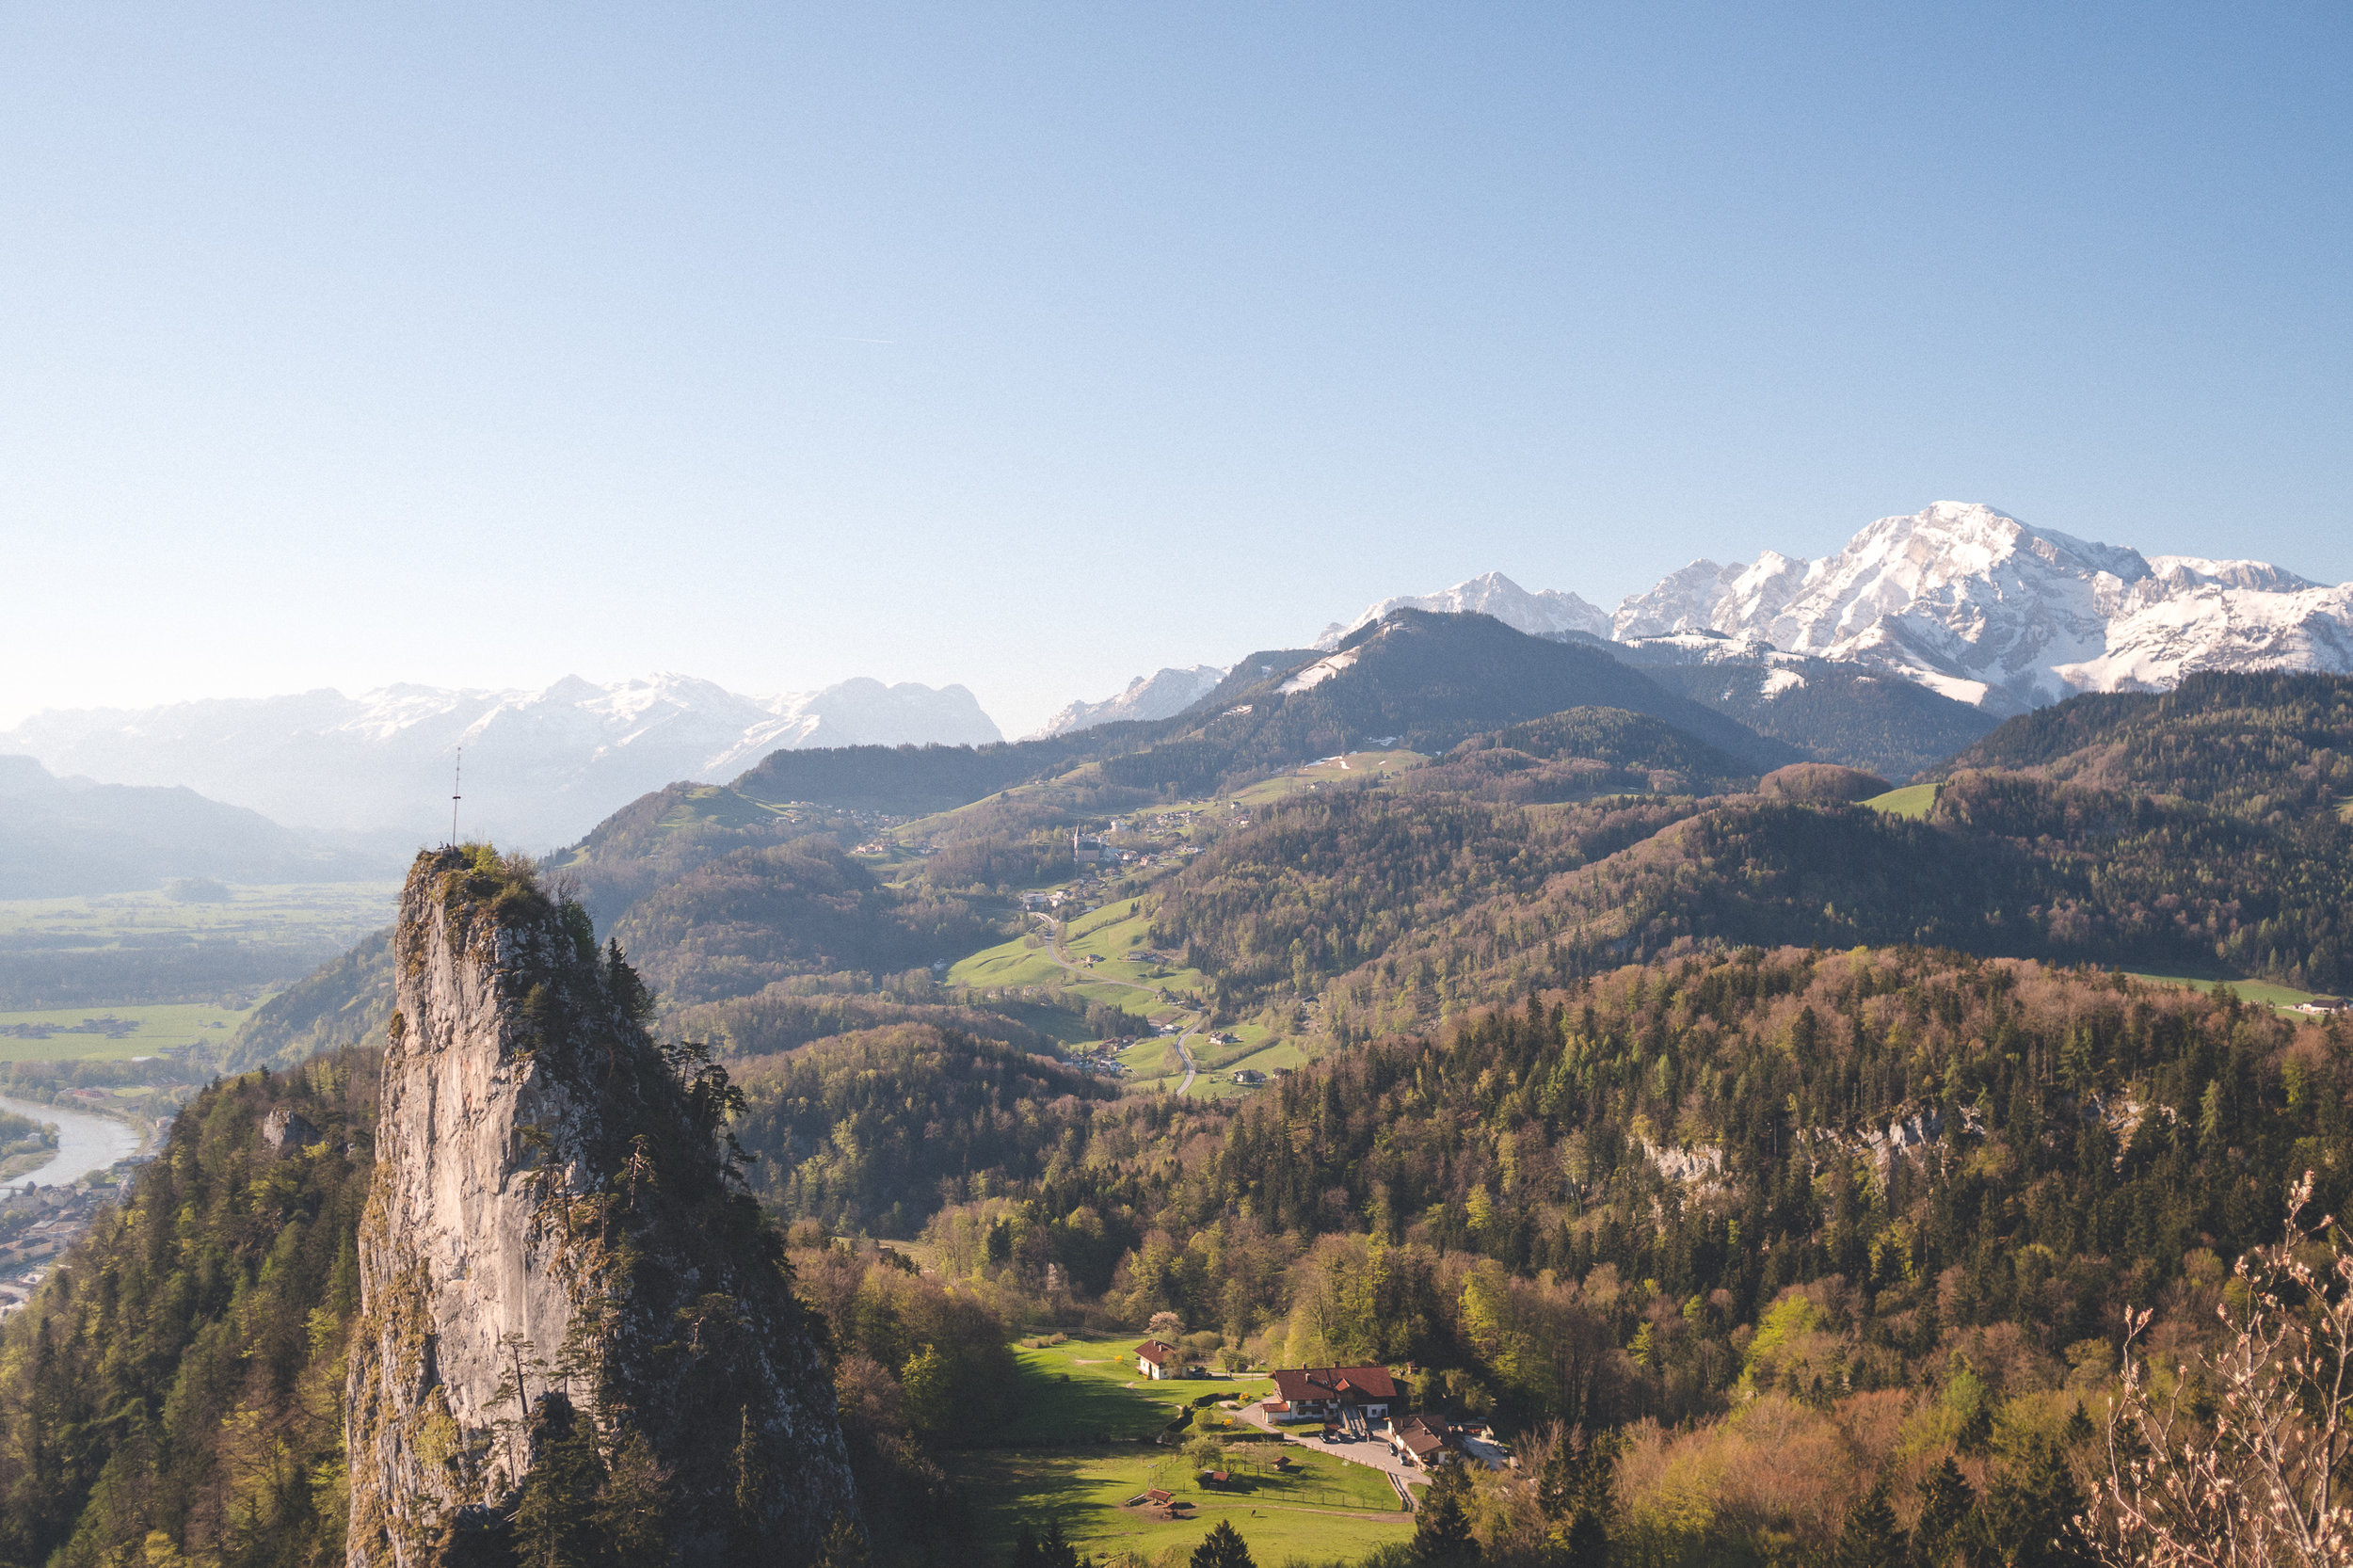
[
  {"x1": 814, "y1": 1514, "x2": 869, "y2": 1568},
  {"x1": 591, "y1": 1427, "x2": 673, "y2": 1562},
  {"x1": 509, "y1": 1395, "x2": 606, "y2": 1568},
  {"x1": 1007, "y1": 1524, "x2": 1042, "y2": 1568},
  {"x1": 1912, "y1": 1457, "x2": 1976, "y2": 1565},
  {"x1": 1414, "y1": 1461, "x2": 1480, "y2": 1564},
  {"x1": 1536, "y1": 1428, "x2": 1611, "y2": 1566},
  {"x1": 1832, "y1": 1479, "x2": 1902, "y2": 1568},
  {"x1": 1982, "y1": 1436, "x2": 2094, "y2": 1568},
  {"x1": 1190, "y1": 1518, "x2": 1256, "y2": 1568},
  {"x1": 729, "y1": 1405, "x2": 767, "y2": 1567},
  {"x1": 1041, "y1": 1518, "x2": 1081, "y2": 1568}
]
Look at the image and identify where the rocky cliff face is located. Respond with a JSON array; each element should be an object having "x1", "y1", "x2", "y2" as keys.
[{"x1": 346, "y1": 847, "x2": 855, "y2": 1566}]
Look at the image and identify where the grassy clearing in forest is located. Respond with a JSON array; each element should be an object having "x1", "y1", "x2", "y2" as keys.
[
  {"x1": 1118, "y1": 1035, "x2": 1185, "y2": 1084},
  {"x1": 1229, "y1": 751, "x2": 1426, "y2": 808},
  {"x1": 2124, "y1": 971, "x2": 2326, "y2": 1012},
  {"x1": 996, "y1": 1336, "x2": 1214, "y2": 1443},
  {"x1": 959, "y1": 1340, "x2": 1405, "y2": 1562},
  {"x1": 951, "y1": 1446, "x2": 1411, "y2": 1564},
  {"x1": 1861, "y1": 782, "x2": 1941, "y2": 819}
]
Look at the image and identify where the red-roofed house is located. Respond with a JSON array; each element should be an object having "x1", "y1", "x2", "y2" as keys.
[
  {"x1": 1268, "y1": 1365, "x2": 1401, "y2": 1420},
  {"x1": 1136, "y1": 1339, "x2": 1179, "y2": 1379}
]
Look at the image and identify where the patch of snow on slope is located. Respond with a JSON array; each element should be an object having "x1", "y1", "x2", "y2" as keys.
[{"x1": 1279, "y1": 648, "x2": 1362, "y2": 693}]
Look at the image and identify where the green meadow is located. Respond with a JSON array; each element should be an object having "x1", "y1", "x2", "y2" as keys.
[
  {"x1": 1861, "y1": 782, "x2": 1941, "y2": 819},
  {"x1": 2125, "y1": 970, "x2": 2328, "y2": 1013},
  {"x1": 956, "y1": 1336, "x2": 1410, "y2": 1563},
  {"x1": 1229, "y1": 750, "x2": 1425, "y2": 808}
]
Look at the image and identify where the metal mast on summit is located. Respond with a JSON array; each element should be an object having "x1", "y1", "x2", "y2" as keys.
[{"x1": 451, "y1": 747, "x2": 462, "y2": 846}]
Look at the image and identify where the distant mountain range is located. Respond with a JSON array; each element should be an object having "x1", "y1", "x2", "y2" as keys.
[
  {"x1": 1317, "y1": 501, "x2": 2353, "y2": 716},
  {"x1": 12, "y1": 502, "x2": 2345, "y2": 857},
  {"x1": 0, "y1": 755, "x2": 392, "y2": 899},
  {"x1": 0, "y1": 674, "x2": 1001, "y2": 850}
]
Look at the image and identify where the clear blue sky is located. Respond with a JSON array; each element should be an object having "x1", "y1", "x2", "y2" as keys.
[{"x1": 3, "y1": 3, "x2": 2346, "y2": 733}]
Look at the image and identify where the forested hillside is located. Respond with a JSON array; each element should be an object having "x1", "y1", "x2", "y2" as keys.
[
  {"x1": 0, "y1": 1054, "x2": 376, "y2": 1568},
  {"x1": 731, "y1": 1026, "x2": 1119, "y2": 1236},
  {"x1": 1941, "y1": 670, "x2": 2353, "y2": 806},
  {"x1": 1149, "y1": 674, "x2": 2353, "y2": 1034},
  {"x1": 218, "y1": 930, "x2": 392, "y2": 1073},
  {"x1": 609, "y1": 837, "x2": 995, "y2": 1005},
  {"x1": 849, "y1": 949, "x2": 2335, "y2": 1562},
  {"x1": 1152, "y1": 791, "x2": 1708, "y2": 1014},
  {"x1": 1399, "y1": 707, "x2": 1758, "y2": 802}
]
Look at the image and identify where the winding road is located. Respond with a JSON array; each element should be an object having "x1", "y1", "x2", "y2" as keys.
[{"x1": 1029, "y1": 912, "x2": 1203, "y2": 1095}]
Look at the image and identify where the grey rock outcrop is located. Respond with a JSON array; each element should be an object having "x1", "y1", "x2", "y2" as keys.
[
  {"x1": 261, "y1": 1107, "x2": 321, "y2": 1152},
  {"x1": 345, "y1": 847, "x2": 855, "y2": 1566}
]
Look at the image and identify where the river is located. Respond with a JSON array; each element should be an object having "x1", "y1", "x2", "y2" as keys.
[{"x1": 0, "y1": 1095, "x2": 142, "y2": 1189}]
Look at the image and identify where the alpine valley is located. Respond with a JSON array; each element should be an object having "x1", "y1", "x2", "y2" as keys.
[{"x1": 7, "y1": 504, "x2": 2353, "y2": 1568}]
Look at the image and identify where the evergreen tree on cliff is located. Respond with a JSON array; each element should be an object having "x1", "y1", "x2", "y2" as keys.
[{"x1": 344, "y1": 847, "x2": 856, "y2": 1567}]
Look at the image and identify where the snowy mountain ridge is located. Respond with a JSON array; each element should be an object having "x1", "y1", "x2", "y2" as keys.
[
  {"x1": 1313, "y1": 570, "x2": 1610, "y2": 649},
  {"x1": 1023, "y1": 664, "x2": 1231, "y2": 740},
  {"x1": 0, "y1": 673, "x2": 1002, "y2": 849},
  {"x1": 1321, "y1": 502, "x2": 2353, "y2": 715}
]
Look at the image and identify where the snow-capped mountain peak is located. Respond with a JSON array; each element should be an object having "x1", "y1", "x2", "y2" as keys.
[
  {"x1": 1024, "y1": 664, "x2": 1230, "y2": 740},
  {"x1": 1326, "y1": 502, "x2": 2352, "y2": 718},
  {"x1": 1610, "y1": 559, "x2": 1747, "y2": 640},
  {"x1": 1316, "y1": 570, "x2": 1610, "y2": 650}
]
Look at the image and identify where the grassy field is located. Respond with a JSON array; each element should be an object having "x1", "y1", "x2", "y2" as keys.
[
  {"x1": 1119, "y1": 1036, "x2": 1185, "y2": 1083},
  {"x1": 959, "y1": 1337, "x2": 1408, "y2": 1563},
  {"x1": 949, "y1": 904, "x2": 1207, "y2": 1026},
  {"x1": 1861, "y1": 782, "x2": 1942, "y2": 819},
  {"x1": 997, "y1": 1336, "x2": 1237, "y2": 1443},
  {"x1": 1061, "y1": 904, "x2": 1209, "y2": 994},
  {"x1": 1188, "y1": 1037, "x2": 1313, "y2": 1099},
  {"x1": 2125, "y1": 971, "x2": 2327, "y2": 1012},
  {"x1": 1229, "y1": 751, "x2": 1426, "y2": 808},
  {"x1": 0, "y1": 1000, "x2": 261, "y2": 1062},
  {"x1": 946, "y1": 929, "x2": 1070, "y2": 989},
  {"x1": 649, "y1": 784, "x2": 802, "y2": 836},
  {"x1": 951, "y1": 1447, "x2": 1411, "y2": 1564},
  {"x1": 1178, "y1": 1023, "x2": 1312, "y2": 1099}
]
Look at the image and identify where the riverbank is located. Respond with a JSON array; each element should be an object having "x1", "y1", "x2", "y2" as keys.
[
  {"x1": 0, "y1": 1095, "x2": 151, "y2": 1310},
  {"x1": 0, "y1": 1095, "x2": 142, "y2": 1189}
]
